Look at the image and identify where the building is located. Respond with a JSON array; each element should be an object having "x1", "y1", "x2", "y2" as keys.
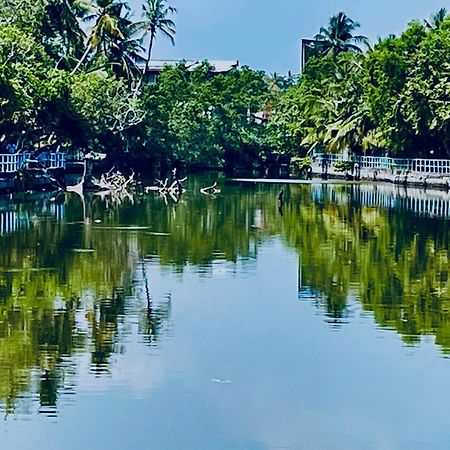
[
  {"x1": 140, "y1": 60, "x2": 239, "y2": 83},
  {"x1": 300, "y1": 39, "x2": 318, "y2": 72}
]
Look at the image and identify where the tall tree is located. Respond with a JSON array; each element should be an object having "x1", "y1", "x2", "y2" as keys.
[
  {"x1": 141, "y1": 0, "x2": 176, "y2": 74},
  {"x1": 108, "y1": 15, "x2": 146, "y2": 84},
  {"x1": 314, "y1": 12, "x2": 368, "y2": 57},
  {"x1": 71, "y1": 0, "x2": 126, "y2": 74},
  {"x1": 42, "y1": 0, "x2": 91, "y2": 68}
]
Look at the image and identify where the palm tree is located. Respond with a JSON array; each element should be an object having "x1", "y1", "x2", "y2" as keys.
[
  {"x1": 108, "y1": 15, "x2": 146, "y2": 84},
  {"x1": 266, "y1": 73, "x2": 284, "y2": 94},
  {"x1": 41, "y1": 0, "x2": 91, "y2": 68},
  {"x1": 425, "y1": 8, "x2": 448, "y2": 30},
  {"x1": 141, "y1": 0, "x2": 176, "y2": 75},
  {"x1": 314, "y1": 12, "x2": 368, "y2": 57},
  {"x1": 71, "y1": 0, "x2": 126, "y2": 74}
]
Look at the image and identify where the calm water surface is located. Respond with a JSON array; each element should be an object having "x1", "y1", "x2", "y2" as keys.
[{"x1": 1, "y1": 177, "x2": 450, "y2": 450}]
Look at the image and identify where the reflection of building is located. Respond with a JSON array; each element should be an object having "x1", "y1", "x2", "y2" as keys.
[
  {"x1": 0, "y1": 211, "x2": 22, "y2": 234},
  {"x1": 140, "y1": 60, "x2": 239, "y2": 83}
]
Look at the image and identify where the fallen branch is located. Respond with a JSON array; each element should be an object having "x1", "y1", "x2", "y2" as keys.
[
  {"x1": 92, "y1": 170, "x2": 136, "y2": 194},
  {"x1": 145, "y1": 176, "x2": 187, "y2": 196}
]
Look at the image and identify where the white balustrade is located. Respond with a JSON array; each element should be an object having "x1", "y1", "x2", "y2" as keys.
[
  {"x1": 314, "y1": 154, "x2": 450, "y2": 175},
  {"x1": 0, "y1": 154, "x2": 20, "y2": 173},
  {"x1": 46, "y1": 152, "x2": 66, "y2": 169},
  {"x1": 0, "y1": 152, "x2": 66, "y2": 173}
]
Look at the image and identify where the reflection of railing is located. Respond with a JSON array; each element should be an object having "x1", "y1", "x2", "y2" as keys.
[
  {"x1": 0, "y1": 152, "x2": 66, "y2": 173},
  {"x1": 0, "y1": 198, "x2": 64, "y2": 235},
  {"x1": 311, "y1": 183, "x2": 450, "y2": 218},
  {"x1": 0, "y1": 211, "x2": 20, "y2": 234},
  {"x1": 0, "y1": 210, "x2": 34, "y2": 234},
  {"x1": 315, "y1": 154, "x2": 450, "y2": 174}
]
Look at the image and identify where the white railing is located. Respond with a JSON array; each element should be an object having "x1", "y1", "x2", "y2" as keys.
[
  {"x1": 414, "y1": 159, "x2": 450, "y2": 174},
  {"x1": 18, "y1": 152, "x2": 32, "y2": 168},
  {"x1": 45, "y1": 152, "x2": 66, "y2": 169},
  {"x1": 314, "y1": 154, "x2": 450, "y2": 175},
  {"x1": 358, "y1": 156, "x2": 392, "y2": 170},
  {"x1": 66, "y1": 150, "x2": 84, "y2": 162},
  {"x1": 0, "y1": 152, "x2": 66, "y2": 173},
  {"x1": 0, "y1": 153, "x2": 31, "y2": 173}
]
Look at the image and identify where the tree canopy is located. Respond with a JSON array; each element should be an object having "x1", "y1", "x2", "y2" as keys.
[
  {"x1": 1, "y1": 5, "x2": 450, "y2": 171},
  {"x1": 267, "y1": 9, "x2": 450, "y2": 159},
  {"x1": 314, "y1": 12, "x2": 368, "y2": 57}
]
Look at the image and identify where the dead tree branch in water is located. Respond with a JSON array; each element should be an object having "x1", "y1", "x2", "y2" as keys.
[
  {"x1": 145, "y1": 177, "x2": 187, "y2": 197},
  {"x1": 200, "y1": 182, "x2": 220, "y2": 195}
]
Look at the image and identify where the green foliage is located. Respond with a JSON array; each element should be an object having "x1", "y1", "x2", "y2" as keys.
[
  {"x1": 398, "y1": 23, "x2": 450, "y2": 157},
  {"x1": 314, "y1": 12, "x2": 368, "y2": 57},
  {"x1": 334, "y1": 160, "x2": 354, "y2": 172},
  {"x1": 70, "y1": 71, "x2": 145, "y2": 148},
  {"x1": 267, "y1": 52, "x2": 382, "y2": 156},
  {"x1": 0, "y1": 1, "x2": 271, "y2": 169},
  {"x1": 140, "y1": 63, "x2": 269, "y2": 169},
  {"x1": 0, "y1": 24, "x2": 74, "y2": 147},
  {"x1": 268, "y1": 10, "x2": 450, "y2": 159},
  {"x1": 290, "y1": 156, "x2": 312, "y2": 176},
  {"x1": 3, "y1": 5, "x2": 450, "y2": 168}
]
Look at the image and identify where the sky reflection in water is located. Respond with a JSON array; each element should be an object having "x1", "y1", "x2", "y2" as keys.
[{"x1": 1, "y1": 178, "x2": 450, "y2": 450}]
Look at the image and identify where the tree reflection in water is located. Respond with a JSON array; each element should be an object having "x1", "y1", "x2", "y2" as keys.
[{"x1": 0, "y1": 178, "x2": 449, "y2": 415}]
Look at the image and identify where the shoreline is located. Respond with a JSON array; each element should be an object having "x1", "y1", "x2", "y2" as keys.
[
  {"x1": 234, "y1": 168, "x2": 450, "y2": 191},
  {"x1": 317, "y1": 168, "x2": 450, "y2": 190}
]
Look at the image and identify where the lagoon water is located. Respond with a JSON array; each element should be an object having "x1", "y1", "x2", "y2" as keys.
[{"x1": 1, "y1": 176, "x2": 450, "y2": 450}]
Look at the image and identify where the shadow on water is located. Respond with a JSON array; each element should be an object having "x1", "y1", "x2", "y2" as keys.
[{"x1": 0, "y1": 176, "x2": 450, "y2": 415}]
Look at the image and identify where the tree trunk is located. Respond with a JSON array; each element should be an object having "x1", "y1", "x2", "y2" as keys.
[
  {"x1": 71, "y1": 44, "x2": 92, "y2": 75},
  {"x1": 442, "y1": 138, "x2": 450, "y2": 159},
  {"x1": 144, "y1": 32, "x2": 155, "y2": 76},
  {"x1": 133, "y1": 31, "x2": 155, "y2": 97}
]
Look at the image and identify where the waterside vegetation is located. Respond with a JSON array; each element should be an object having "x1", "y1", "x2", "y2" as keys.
[
  {"x1": 1, "y1": 3, "x2": 450, "y2": 173},
  {"x1": 272, "y1": 8, "x2": 450, "y2": 160}
]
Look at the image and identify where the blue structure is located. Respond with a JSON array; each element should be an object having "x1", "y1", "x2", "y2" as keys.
[{"x1": 0, "y1": 152, "x2": 66, "y2": 174}]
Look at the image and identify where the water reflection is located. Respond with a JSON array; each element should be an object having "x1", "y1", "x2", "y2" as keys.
[
  {"x1": 312, "y1": 182, "x2": 450, "y2": 218},
  {"x1": 295, "y1": 183, "x2": 450, "y2": 350},
  {"x1": 0, "y1": 178, "x2": 449, "y2": 419}
]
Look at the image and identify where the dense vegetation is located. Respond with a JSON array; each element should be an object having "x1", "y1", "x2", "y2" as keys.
[
  {"x1": 270, "y1": 8, "x2": 450, "y2": 159},
  {"x1": 0, "y1": 0, "x2": 272, "y2": 173},
  {"x1": 1, "y1": 2, "x2": 450, "y2": 174}
]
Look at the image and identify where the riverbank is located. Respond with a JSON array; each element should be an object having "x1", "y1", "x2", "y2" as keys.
[{"x1": 310, "y1": 157, "x2": 450, "y2": 190}]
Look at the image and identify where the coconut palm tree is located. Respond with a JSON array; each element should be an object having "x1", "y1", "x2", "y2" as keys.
[
  {"x1": 108, "y1": 15, "x2": 146, "y2": 84},
  {"x1": 141, "y1": 0, "x2": 176, "y2": 74},
  {"x1": 314, "y1": 12, "x2": 368, "y2": 57},
  {"x1": 41, "y1": 0, "x2": 91, "y2": 68},
  {"x1": 71, "y1": 0, "x2": 126, "y2": 74},
  {"x1": 266, "y1": 73, "x2": 284, "y2": 94}
]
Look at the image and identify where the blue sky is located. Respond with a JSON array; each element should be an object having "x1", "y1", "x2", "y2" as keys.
[{"x1": 134, "y1": 0, "x2": 448, "y2": 74}]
